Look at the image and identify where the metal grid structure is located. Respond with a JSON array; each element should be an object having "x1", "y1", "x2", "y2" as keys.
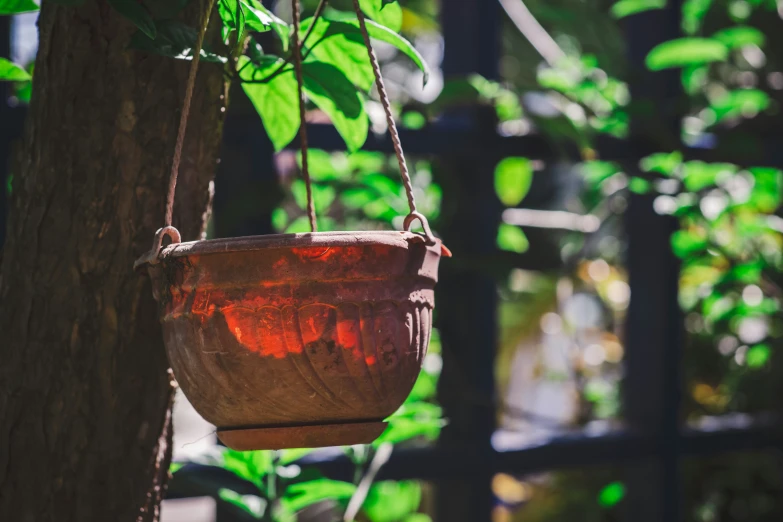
[{"x1": 2, "y1": 1, "x2": 783, "y2": 521}]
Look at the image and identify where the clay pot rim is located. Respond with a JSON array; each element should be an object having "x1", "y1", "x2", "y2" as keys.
[{"x1": 158, "y1": 230, "x2": 435, "y2": 259}]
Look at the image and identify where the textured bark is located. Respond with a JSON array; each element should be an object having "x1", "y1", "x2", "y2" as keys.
[{"x1": 0, "y1": 2, "x2": 225, "y2": 521}]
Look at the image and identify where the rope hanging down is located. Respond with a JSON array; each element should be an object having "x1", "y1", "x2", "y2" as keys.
[
  {"x1": 164, "y1": 0, "x2": 217, "y2": 229},
  {"x1": 291, "y1": 0, "x2": 318, "y2": 232},
  {"x1": 349, "y1": 0, "x2": 435, "y2": 242}
]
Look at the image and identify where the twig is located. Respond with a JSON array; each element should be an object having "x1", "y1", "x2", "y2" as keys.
[
  {"x1": 343, "y1": 443, "x2": 393, "y2": 522},
  {"x1": 497, "y1": 0, "x2": 566, "y2": 66}
]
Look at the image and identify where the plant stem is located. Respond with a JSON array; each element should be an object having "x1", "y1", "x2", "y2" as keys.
[
  {"x1": 343, "y1": 443, "x2": 393, "y2": 522},
  {"x1": 239, "y1": 0, "x2": 328, "y2": 84}
]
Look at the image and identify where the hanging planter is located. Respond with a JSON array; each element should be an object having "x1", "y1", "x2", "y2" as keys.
[{"x1": 136, "y1": 0, "x2": 448, "y2": 450}]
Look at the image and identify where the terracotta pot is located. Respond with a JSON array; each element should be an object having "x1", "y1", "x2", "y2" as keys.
[{"x1": 136, "y1": 230, "x2": 447, "y2": 450}]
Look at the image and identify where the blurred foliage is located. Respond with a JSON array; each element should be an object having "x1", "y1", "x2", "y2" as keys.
[
  {"x1": 683, "y1": 452, "x2": 783, "y2": 522},
  {"x1": 489, "y1": 0, "x2": 783, "y2": 519},
  {"x1": 492, "y1": 469, "x2": 626, "y2": 522},
  {"x1": 272, "y1": 149, "x2": 441, "y2": 234}
]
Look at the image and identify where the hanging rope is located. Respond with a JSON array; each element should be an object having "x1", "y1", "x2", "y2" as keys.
[
  {"x1": 349, "y1": 0, "x2": 435, "y2": 242},
  {"x1": 291, "y1": 0, "x2": 318, "y2": 232},
  {"x1": 350, "y1": 0, "x2": 414, "y2": 214},
  {"x1": 164, "y1": 0, "x2": 217, "y2": 229}
]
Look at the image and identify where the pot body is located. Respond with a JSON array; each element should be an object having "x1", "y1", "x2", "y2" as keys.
[{"x1": 143, "y1": 231, "x2": 443, "y2": 449}]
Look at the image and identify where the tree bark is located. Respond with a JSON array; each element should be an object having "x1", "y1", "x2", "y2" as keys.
[{"x1": 0, "y1": 2, "x2": 225, "y2": 521}]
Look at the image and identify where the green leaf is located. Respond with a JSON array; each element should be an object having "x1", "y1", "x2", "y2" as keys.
[
  {"x1": 128, "y1": 20, "x2": 228, "y2": 63},
  {"x1": 363, "y1": 481, "x2": 422, "y2": 522},
  {"x1": 349, "y1": 150, "x2": 386, "y2": 173},
  {"x1": 297, "y1": 149, "x2": 345, "y2": 181},
  {"x1": 640, "y1": 151, "x2": 682, "y2": 176},
  {"x1": 682, "y1": 0, "x2": 713, "y2": 34},
  {"x1": 580, "y1": 161, "x2": 621, "y2": 187},
  {"x1": 402, "y1": 111, "x2": 427, "y2": 129},
  {"x1": 285, "y1": 215, "x2": 335, "y2": 232},
  {"x1": 285, "y1": 216, "x2": 312, "y2": 233},
  {"x1": 681, "y1": 161, "x2": 736, "y2": 191},
  {"x1": 374, "y1": 405, "x2": 443, "y2": 446},
  {"x1": 301, "y1": 17, "x2": 375, "y2": 91},
  {"x1": 610, "y1": 0, "x2": 665, "y2": 19},
  {"x1": 241, "y1": 0, "x2": 273, "y2": 32},
  {"x1": 747, "y1": 167, "x2": 782, "y2": 212},
  {"x1": 494, "y1": 157, "x2": 533, "y2": 206},
  {"x1": 702, "y1": 294, "x2": 735, "y2": 323},
  {"x1": 282, "y1": 479, "x2": 357, "y2": 513},
  {"x1": 363, "y1": 198, "x2": 398, "y2": 221},
  {"x1": 708, "y1": 89, "x2": 769, "y2": 123},
  {"x1": 497, "y1": 224, "x2": 529, "y2": 254},
  {"x1": 219, "y1": 489, "x2": 265, "y2": 519},
  {"x1": 739, "y1": 298, "x2": 780, "y2": 317},
  {"x1": 407, "y1": 368, "x2": 438, "y2": 402},
  {"x1": 247, "y1": 0, "x2": 289, "y2": 50},
  {"x1": 348, "y1": 17, "x2": 430, "y2": 86},
  {"x1": 728, "y1": 262, "x2": 762, "y2": 284},
  {"x1": 303, "y1": 61, "x2": 369, "y2": 152},
  {"x1": 107, "y1": 0, "x2": 156, "y2": 40},
  {"x1": 218, "y1": 0, "x2": 241, "y2": 41},
  {"x1": 223, "y1": 449, "x2": 273, "y2": 487},
  {"x1": 362, "y1": 173, "x2": 401, "y2": 198},
  {"x1": 646, "y1": 38, "x2": 728, "y2": 70},
  {"x1": 537, "y1": 67, "x2": 578, "y2": 93},
  {"x1": 0, "y1": 58, "x2": 31, "y2": 82},
  {"x1": 628, "y1": 177, "x2": 651, "y2": 194},
  {"x1": 341, "y1": 187, "x2": 376, "y2": 209},
  {"x1": 682, "y1": 65, "x2": 708, "y2": 94},
  {"x1": 271, "y1": 208, "x2": 288, "y2": 231},
  {"x1": 671, "y1": 228, "x2": 708, "y2": 257},
  {"x1": 404, "y1": 515, "x2": 433, "y2": 522},
  {"x1": 278, "y1": 448, "x2": 316, "y2": 465},
  {"x1": 494, "y1": 89, "x2": 523, "y2": 122},
  {"x1": 239, "y1": 56, "x2": 300, "y2": 151},
  {"x1": 598, "y1": 481, "x2": 626, "y2": 507},
  {"x1": 746, "y1": 343, "x2": 771, "y2": 368},
  {"x1": 291, "y1": 179, "x2": 336, "y2": 213},
  {"x1": 712, "y1": 25, "x2": 765, "y2": 49},
  {"x1": 0, "y1": 0, "x2": 38, "y2": 14},
  {"x1": 304, "y1": 16, "x2": 430, "y2": 88},
  {"x1": 359, "y1": 0, "x2": 403, "y2": 32}
]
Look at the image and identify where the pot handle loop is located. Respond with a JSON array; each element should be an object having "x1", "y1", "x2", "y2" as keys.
[
  {"x1": 149, "y1": 226, "x2": 182, "y2": 265},
  {"x1": 403, "y1": 211, "x2": 437, "y2": 245}
]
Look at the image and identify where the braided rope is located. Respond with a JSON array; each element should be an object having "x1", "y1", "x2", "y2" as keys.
[
  {"x1": 165, "y1": 0, "x2": 217, "y2": 228},
  {"x1": 291, "y1": 0, "x2": 317, "y2": 232}
]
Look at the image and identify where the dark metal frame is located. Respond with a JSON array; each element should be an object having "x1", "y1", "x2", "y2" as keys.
[{"x1": 3, "y1": 1, "x2": 783, "y2": 521}]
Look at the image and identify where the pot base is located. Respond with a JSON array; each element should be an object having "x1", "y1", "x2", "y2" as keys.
[{"x1": 217, "y1": 421, "x2": 388, "y2": 451}]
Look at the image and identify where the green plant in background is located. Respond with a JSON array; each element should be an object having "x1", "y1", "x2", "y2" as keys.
[
  {"x1": 634, "y1": 153, "x2": 783, "y2": 415},
  {"x1": 536, "y1": 54, "x2": 630, "y2": 140},
  {"x1": 0, "y1": 0, "x2": 429, "y2": 154},
  {"x1": 273, "y1": 149, "x2": 441, "y2": 234}
]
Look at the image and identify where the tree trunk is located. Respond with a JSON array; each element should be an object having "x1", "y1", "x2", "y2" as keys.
[{"x1": 0, "y1": 2, "x2": 225, "y2": 521}]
